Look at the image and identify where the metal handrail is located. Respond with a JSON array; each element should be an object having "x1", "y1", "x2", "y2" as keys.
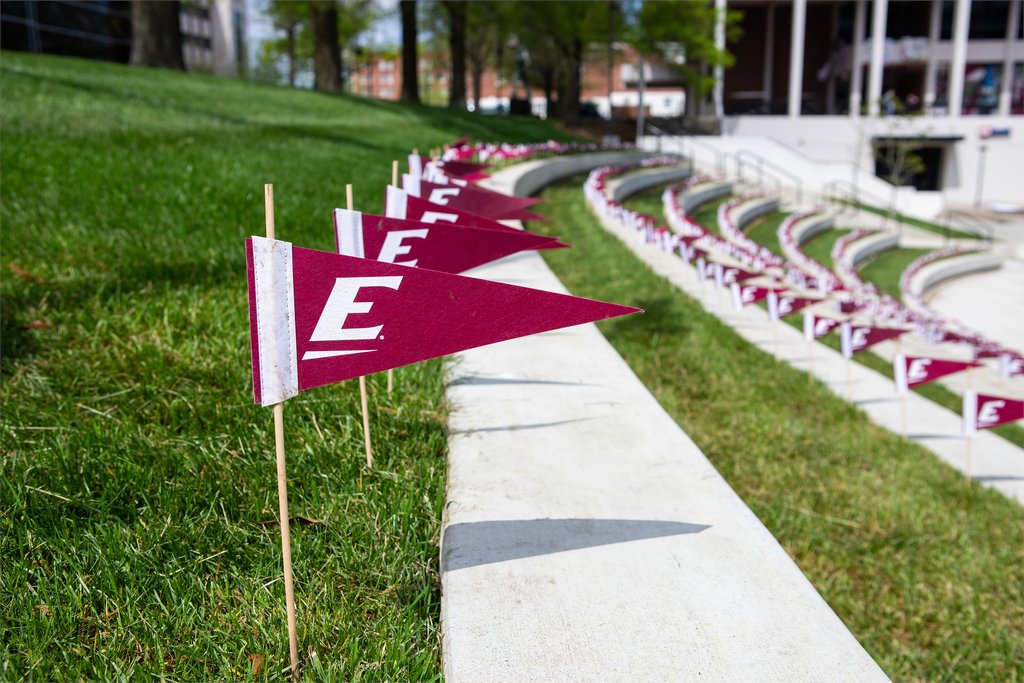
[
  {"x1": 734, "y1": 150, "x2": 803, "y2": 204},
  {"x1": 822, "y1": 179, "x2": 994, "y2": 243},
  {"x1": 944, "y1": 211, "x2": 996, "y2": 242}
]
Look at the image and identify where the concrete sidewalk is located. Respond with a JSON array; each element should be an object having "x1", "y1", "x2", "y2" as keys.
[
  {"x1": 440, "y1": 158, "x2": 887, "y2": 681},
  {"x1": 593, "y1": 206, "x2": 1024, "y2": 505}
]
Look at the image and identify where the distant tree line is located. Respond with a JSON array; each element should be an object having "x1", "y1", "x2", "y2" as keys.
[{"x1": 129, "y1": 0, "x2": 740, "y2": 125}]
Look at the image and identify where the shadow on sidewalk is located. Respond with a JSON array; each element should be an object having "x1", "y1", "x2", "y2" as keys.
[{"x1": 443, "y1": 518, "x2": 710, "y2": 571}]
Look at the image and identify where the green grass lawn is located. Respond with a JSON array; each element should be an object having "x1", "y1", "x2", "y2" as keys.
[
  {"x1": 622, "y1": 185, "x2": 670, "y2": 220},
  {"x1": 691, "y1": 195, "x2": 732, "y2": 233},
  {"x1": 857, "y1": 247, "x2": 932, "y2": 299},
  {"x1": 800, "y1": 228, "x2": 852, "y2": 269},
  {"x1": 741, "y1": 211, "x2": 789, "y2": 256},
  {"x1": 842, "y1": 200, "x2": 979, "y2": 241},
  {"x1": 536, "y1": 178, "x2": 1024, "y2": 682},
  {"x1": 1, "y1": 52, "x2": 575, "y2": 681}
]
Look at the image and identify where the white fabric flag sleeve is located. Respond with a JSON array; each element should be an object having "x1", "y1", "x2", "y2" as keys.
[
  {"x1": 963, "y1": 390, "x2": 978, "y2": 436},
  {"x1": 247, "y1": 236, "x2": 300, "y2": 406},
  {"x1": 730, "y1": 283, "x2": 743, "y2": 310},
  {"x1": 385, "y1": 184, "x2": 407, "y2": 219},
  {"x1": 767, "y1": 291, "x2": 780, "y2": 322},
  {"x1": 408, "y1": 153, "x2": 423, "y2": 178},
  {"x1": 893, "y1": 354, "x2": 908, "y2": 394},
  {"x1": 333, "y1": 208, "x2": 365, "y2": 258},
  {"x1": 840, "y1": 321, "x2": 853, "y2": 359},
  {"x1": 803, "y1": 309, "x2": 814, "y2": 342}
]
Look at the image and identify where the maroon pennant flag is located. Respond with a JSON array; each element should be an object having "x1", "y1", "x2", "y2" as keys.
[
  {"x1": 333, "y1": 209, "x2": 561, "y2": 274},
  {"x1": 730, "y1": 283, "x2": 775, "y2": 309},
  {"x1": 893, "y1": 354, "x2": 981, "y2": 393},
  {"x1": 973, "y1": 346, "x2": 1003, "y2": 360},
  {"x1": 437, "y1": 159, "x2": 491, "y2": 180},
  {"x1": 1000, "y1": 352, "x2": 1024, "y2": 379},
  {"x1": 836, "y1": 299, "x2": 869, "y2": 315},
  {"x1": 803, "y1": 311, "x2": 842, "y2": 341},
  {"x1": 387, "y1": 185, "x2": 522, "y2": 233},
  {"x1": 963, "y1": 391, "x2": 1024, "y2": 434},
  {"x1": 768, "y1": 291, "x2": 816, "y2": 322},
  {"x1": 840, "y1": 322, "x2": 908, "y2": 359},
  {"x1": 403, "y1": 176, "x2": 545, "y2": 222},
  {"x1": 414, "y1": 173, "x2": 543, "y2": 208},
  {"x1": 246, "y1": 237, "x2": 640, "y2": 406},
  {"x1": 713, "y1": 263, "x2": 761, "y2": 288}
]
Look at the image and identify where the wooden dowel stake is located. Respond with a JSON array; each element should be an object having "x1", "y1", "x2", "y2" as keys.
[
  {"x1": 846, "y1": 357, "x2": 853, "y2": 400},
  {"x1": 807, "y1": 339, "x2": 814, "y2": 386},
  {"x1": 348, "y1": 183, "x2": 374, "y2": 468},
  {"x1": 275, "y1": 403, "x2": 300, "y2": 675},
  {"x1": 965, "y1": 367, "x2": 974, "y2": 481},
  {"x1": 265, "y1": 184, "x2": 300, "y2": 676}
]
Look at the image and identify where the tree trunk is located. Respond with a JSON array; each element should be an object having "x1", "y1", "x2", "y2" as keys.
[
  {"x1": 540, "y1": 66, "x2": 557, "y2": 120},
  {"x1": 310, "y1": 1, "x2": 341, "y2": 92},
  {"x1": 562, "y1": 39, "x2": 583, "y2": 124},
  {"x1": 471, "y1": 64, "x2": 484, "y2": 112},
  {"x1": 130, "y1": 0, "x2": 184, "y2": 70},
  {"x1": 444, "y1": 1, "x2": 467, "y2": 109},
  {"x1": 400, "y1": 0, "x2": 420, "y2": 104}
]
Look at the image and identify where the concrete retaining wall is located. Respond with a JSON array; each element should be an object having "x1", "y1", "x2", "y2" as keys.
[
  {"x1": 847, "y1": 232, "x2": 900, "y2": 268},
  {"x1": 679, "y1": 180, "x2": 733, "y2": 215},
  {"x1": 608, "y1": 165, "x2": 692, "y2": 203},
  {"x1": 731, "y1": 196, "x2": 780, "y2": 229},
  {"x1": 510, "y1": 151, "x2": 654, "y2": 198},
  {"x1": 911, "y1": 252, "x2": 1003, "y2": 301},
  {"x1": 791, "y1": 213, "x2": 836, "y2": 246}
]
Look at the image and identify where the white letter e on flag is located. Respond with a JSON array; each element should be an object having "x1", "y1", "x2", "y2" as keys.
[{"x1": 309, "y1": 276, "x2": 402, "y2": 343}]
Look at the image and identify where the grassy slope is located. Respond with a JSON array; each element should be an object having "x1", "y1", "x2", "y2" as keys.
[
  {"x1": 535, "y1": 178, "x2": 1024, "y2": 682},
  {"x1": 857, "y1": 247, "x2": 933, "y2": 299},
  {"x1": 801, "y1": 228, "x2": 852, "y2": 268},
  {"x1": 741, "y1": 211, "x2": 788, "y2": 255},
  {"x1": 845, "y1": 200, "x2": 978, "y2": 241},
  {"x1": 0, "y1": 53, "x2": 573, "y2": 681}
]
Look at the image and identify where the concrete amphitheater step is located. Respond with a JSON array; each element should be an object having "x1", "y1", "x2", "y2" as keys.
[{"x1": 439, "y1": 153, "x2": 888, "y2": 682}]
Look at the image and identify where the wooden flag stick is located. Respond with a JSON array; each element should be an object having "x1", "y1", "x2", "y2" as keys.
[
  {"x1": 898, "y1": 339, "x2": 908, "y2": 438},
  {"x1": 386, "y1": 161, "x2": 399, "y2": 394},
  {"x1": 965, "y1": 367, "x2": 974, "y2": 481},
  {"x1": 348, "y1": 184, "x2": 374, "y2": 469},
  {"x1": 846, "y1": 356, "x2": 853, "y2": 398},
  {"x1": 265, "y1": 184, "x2": 300, "y2": 676},
  {"x1": 807, "y1": 338, "x2": 814, "y2": 386}
]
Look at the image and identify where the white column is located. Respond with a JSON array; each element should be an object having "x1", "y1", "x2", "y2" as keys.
[
  {"x1": 999, "y1": 0, "x2": 1021, "y2": 116},
  {"x1": 788, "y1": 0, "x2": 807, "y2": 117},
  {"x1": 850, "y1": 0, "x2": 866, "y2": 116},
  {"x1": 713, "y1": 0, "x2": 727, "y2": 120},
  {"x1": 763, "y1": 3, "x2": 776, "y2": 107},
  {"x1": 211, "y1": 0, "x2": 238, "y2": 76},
  {"x1": 948, "y1": 0, "x2": 972, "y2": 118},
  {"x1": 923, "y1": 0, "x2": 943, "y2": 109},
  {"x1": 867, "y1": 0, "x2": 889, "y2": 116}
]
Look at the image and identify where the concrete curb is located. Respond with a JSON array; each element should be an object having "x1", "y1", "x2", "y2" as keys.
[
  {"x1": 731, "y1": 195, "x2": 780, "y2": 229},
  {"x1": 679, "y1": 180, "x2": 732, "y2": 215},
  {"x1": 910, "y1": 252, "x2": 1003, "y2": 302},
  {"x1": 439, "y1": 154, "x2": 889, "y2": 682},
  {"x1": 790, "y1": 212, "x2": 836, "y2": 246},
  {"x1": 608, "y1": 164, "x2": 692, "y2": 203}
]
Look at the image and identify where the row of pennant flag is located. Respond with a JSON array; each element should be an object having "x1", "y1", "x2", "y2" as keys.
[
  {"x1": 246, "y1": 139, "x2": 639, "y2": 675},
  {"x1": 248, "y1": 150, "x2": 637, "y2": 407},
  {"x1": 583, "y1": 160, "x2": 1024, "y2": 437}
]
